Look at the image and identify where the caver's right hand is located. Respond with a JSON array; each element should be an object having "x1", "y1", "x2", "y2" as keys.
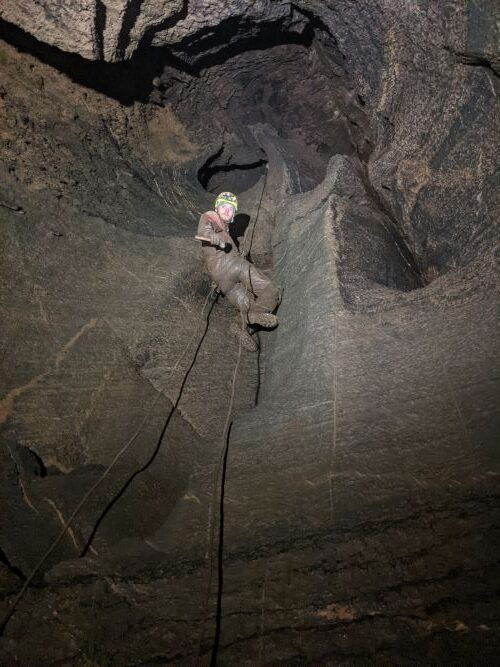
[
  {"x1": 210, "y1": 232, "x2": 223, "y2": 248},
  {"x1": 210, "y1": 233, "x2": 231, "y2": 251}
]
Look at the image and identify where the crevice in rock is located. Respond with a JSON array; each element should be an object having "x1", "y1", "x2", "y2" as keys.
[
  {"x1": 94, "y1": 0, "x2": 106, "y2": 61},
  {"x1": 198, "y1": 147, "x2": 268, "y2": 194},
  {"x1": 135, "y1": 0, "x2": 190, "y2": 55},
  {"x1": 445, "y1": 47, "x2": 500, "y2": 78},
  {"x1": 116, "y1": 0, "x2": 144, "y2": 60},
  {"x1": 290, "y1": 2, "x2": 340, "y2": 52},
  {"x1": 359, "y1": 165, "x2": 427, "y2": 288},
  {"x1": 26, "y1": 447, "x2": 48, "y2": 478},
  {"x1": 0, "y1": 548, "x2": 26, "y2": 581}
]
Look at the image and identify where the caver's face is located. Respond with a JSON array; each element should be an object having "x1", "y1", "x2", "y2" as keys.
[{"x1": 217, "y1": 203, "x2": 235, "y2": 222}]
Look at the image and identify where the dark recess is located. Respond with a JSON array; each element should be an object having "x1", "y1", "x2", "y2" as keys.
[
  {"x1": 229, "y1": 214, "x2": 251, "y2": 250},
  {"x1": 0, "y1": 18, "x2": 192, "y2": 105},
  {"x1": 0, "y1": 548, "x2": 26, "y2": 581},
  {"x1": 170, "y1": 15, "x2": 315, "y2": 73},
  {"x1": 94, "y1": 0, "x2": 106, "y2": 60},
  {"x1": 198, "y1": 155, "x2": 268, "y2": 194}
]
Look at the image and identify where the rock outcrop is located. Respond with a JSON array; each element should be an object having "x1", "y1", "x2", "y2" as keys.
[{"x1": 0, "y1": 1, "x2": 499, "y2": 664}]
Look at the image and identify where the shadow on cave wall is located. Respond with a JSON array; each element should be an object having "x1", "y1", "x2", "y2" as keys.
[{"x1": 0, "y1": 18, "x2": 171, "y2": 104}]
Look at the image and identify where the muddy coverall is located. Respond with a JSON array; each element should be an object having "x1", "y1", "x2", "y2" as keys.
[{"x1": 197, "y1": 210, "x2": 279, "y2": 318}]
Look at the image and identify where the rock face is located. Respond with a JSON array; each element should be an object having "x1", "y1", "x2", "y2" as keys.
[{"x1": 0, "y1": 1, "x2": 499, "y2": 664}]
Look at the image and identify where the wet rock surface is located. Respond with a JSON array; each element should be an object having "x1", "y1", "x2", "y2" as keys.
[{"x1": 1, "y1": 1, "x2": 499, "y2": 664}]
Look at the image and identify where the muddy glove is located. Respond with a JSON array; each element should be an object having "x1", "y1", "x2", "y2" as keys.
[{"x1": 210, "y1": 233, "x2": 226, "y2": 249}]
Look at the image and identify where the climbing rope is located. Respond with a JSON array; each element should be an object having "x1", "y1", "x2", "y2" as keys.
[
  {"x1": 0, "y1": 287, "x2": 216, "y2": 636},
  {"x1": 2, "y1": 169, "x2": 271, "y2": 652},
  {"x1": 244, "y1": 163, "x2": 269, "y2": 308},
  {"x1": 197, "y1": 167, "x2": 270, "y2": 661},
  {"x1": 196, "y1": 310, "x2": 245, "y2": 662},
  {"x1": 244, "y1": 163, "x2": 269, "y2": 261}
]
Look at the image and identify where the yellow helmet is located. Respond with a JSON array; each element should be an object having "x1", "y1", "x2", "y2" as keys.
[{"x1": 215, "y1": 191, "x2": 238, "y2": 212}]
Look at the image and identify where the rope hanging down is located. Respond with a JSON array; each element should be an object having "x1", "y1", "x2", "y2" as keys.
[
  {"x1": 196, "y1": 311, "x2": 245, "y2": 661},
  {"x1": 1, "y1": 288, "x2": 216, "y2": 636},
  {"x1": 197, "y1": 166, "x2": 269, "y2": 661},
  {"x1": 2, "y1": 166, "x2": 270, "y2": 652},
  {"x1": 243, "y1": 162, "x2": 269, "y2": 262}
]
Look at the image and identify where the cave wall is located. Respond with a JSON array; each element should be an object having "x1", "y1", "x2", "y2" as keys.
[
  {"x1": 0, "y1": 1, "x2": 499, "y2": 664},
  {"x1": 0, "y1": 36, "x2": 259, "y2": 577}
]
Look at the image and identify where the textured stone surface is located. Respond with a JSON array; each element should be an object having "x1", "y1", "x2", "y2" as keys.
[
  {"x1": 0, "y1": 0, "x2": 99, "y2": 59},
  {"x1": 0, "y1": 0, "x2": 292, "y2": 62},
  {"x1": 0, "y1": 0, "x2": 499, "y2": 664}
]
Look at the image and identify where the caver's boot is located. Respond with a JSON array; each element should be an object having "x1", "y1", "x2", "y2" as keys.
[
  {"x1": 230, "y1": 321, "x2": 259, "y2": 352},
  {"x1": 247, "y1": 311, "x2": 278, "y2": 329}
]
